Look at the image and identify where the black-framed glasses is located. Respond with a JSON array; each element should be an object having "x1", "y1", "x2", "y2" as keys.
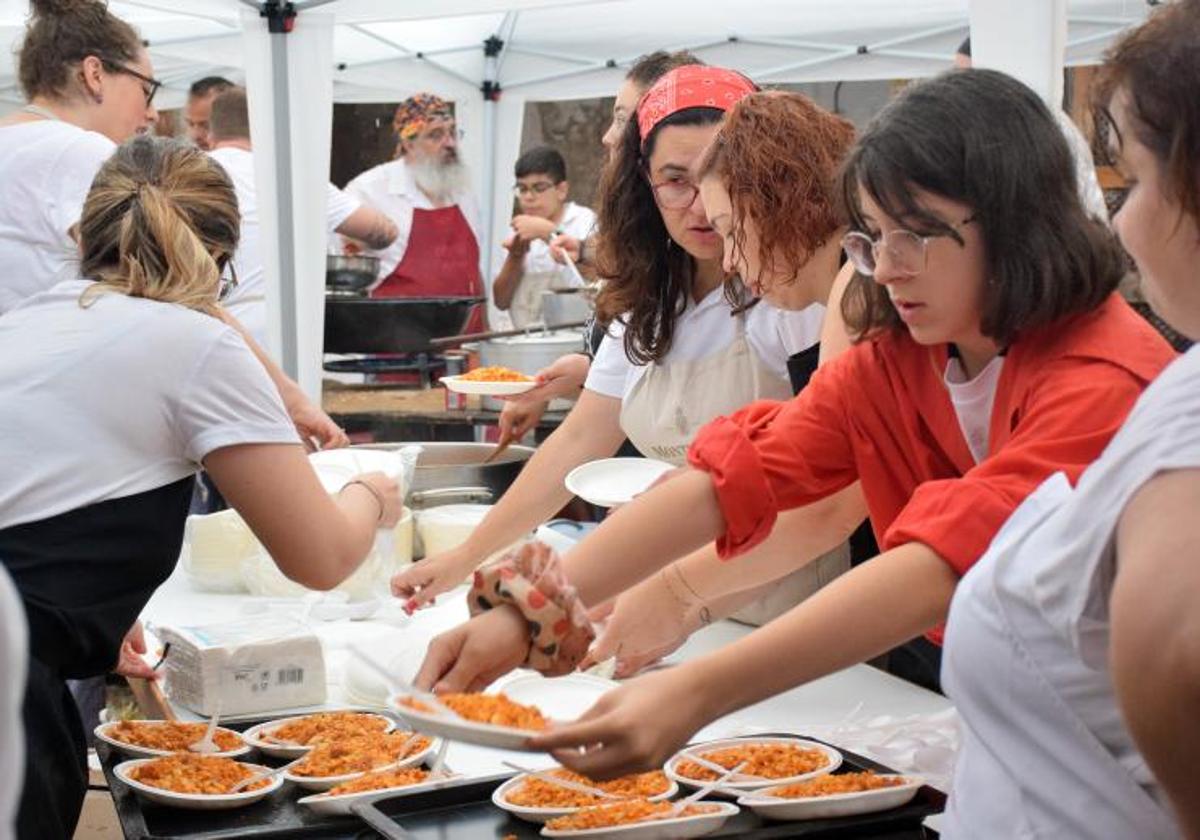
[
  {"x1": 102, "y1": 60, "x2": 163, "y2": 106},
  {"x1": 649, "y1": 178, "x2": 700, "y2": 210},
  {"x1": 841, "y1": 216, "x2": 975, "y2": 277},
  {"x1": 512, "y1": 181, "x2": 558, "y2": 198},
  {"x1": 218, "y1": 259, "x2": 239, "y2": 303}
]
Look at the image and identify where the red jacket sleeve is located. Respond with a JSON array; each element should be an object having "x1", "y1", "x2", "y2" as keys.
[
  {"x1": 687, "y1": 357, "x2": 859, "y2": 559},
  {"x1": 884, "y1": 358, "x2": 1149, "y2": 576}
]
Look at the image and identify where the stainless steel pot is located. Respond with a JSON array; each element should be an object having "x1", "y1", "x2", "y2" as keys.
[
  {"x1": 540, "y1": 289, "x2": 593, "y2": 327},
  {"x1": 478, "y1": 329, "x2": 585, "y2": 412},
  {"x1": 326, "y1": 254, "x2": 380, "y2": 295},
  {"x1": 353, "y1": 441, "x2": 534, "y2": 508}
]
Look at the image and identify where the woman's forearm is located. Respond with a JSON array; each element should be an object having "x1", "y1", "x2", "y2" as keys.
[
  {"x1": 684, "y1": 542, "x2": 958, "y2": 722},
  {"x1": 673, "y1": 483, "x2": 866, "y2": 604},
  {"x1": 564, "y1": 469, "x2": 727, "y2": 607},
  {"x1": 460, "y1": 391, "x2": 626, "y2": 563}
]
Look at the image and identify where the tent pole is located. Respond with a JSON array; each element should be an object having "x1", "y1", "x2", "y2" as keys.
[
  {"x1": 969, "y1": 0, "x2": 1066, "y2": 107},
  {"x1": 480, "y1": 12, "x2": 516, "y2": 312}
]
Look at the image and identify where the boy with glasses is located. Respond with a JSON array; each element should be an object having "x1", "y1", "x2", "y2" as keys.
[{"x1": 492, "y1": 145, "x2": 596, "y2": 328}]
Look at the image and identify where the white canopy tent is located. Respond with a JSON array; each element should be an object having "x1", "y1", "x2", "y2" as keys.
[{"x1": 0, "y1": 0, "x2": 1152, "y2": 395}]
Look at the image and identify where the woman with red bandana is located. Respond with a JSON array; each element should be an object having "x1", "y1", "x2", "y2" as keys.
[
  {"x1": 392, "y1": 66, "x2": 838, "y2": 618},
  {"x1": 411, "y1": 71, "x2": 1176, "y2": 778}
]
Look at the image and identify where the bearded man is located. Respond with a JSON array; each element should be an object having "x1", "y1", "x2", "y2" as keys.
[{"x1": 344, "y1": 94, "x2": 484, "y2": 325}]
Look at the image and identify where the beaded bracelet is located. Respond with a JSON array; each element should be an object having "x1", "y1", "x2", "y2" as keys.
[{"x1": 341, "y1": 479, "x2": 384, "y2": 523}]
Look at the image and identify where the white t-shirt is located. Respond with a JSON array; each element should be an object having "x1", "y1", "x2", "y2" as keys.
[
  {"x1": 586, "y1": 288, "x2": 825, "y2": 401},
  {"x1": 943, "y1": 355, "x2": 1005, "y2": 464},
  {"x1": 343, "y1": 157, "x2": 481, "y2": 279},
  {"x1": 207, "y1": 146, "x2": 361, "y2": 346},
  {"x1": 0, "y1": 121, "x2": 115, "y2": 315},
  {"x1": 503, "y1": 202, "x2": 597, "y2": 284},
  {"x1": 0, "y1": 280, "x2": 299, "y2": 529}
]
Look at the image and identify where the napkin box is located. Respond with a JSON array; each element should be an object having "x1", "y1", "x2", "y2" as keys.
[{"x1": 156, "y1": 618, "x2": 326, "y2": 716}]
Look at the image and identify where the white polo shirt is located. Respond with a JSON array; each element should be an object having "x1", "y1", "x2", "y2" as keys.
[
  {"x1": 208, "y1": 146, "x2": 361, "y2": 346},
  {"x1": 343, "y1": 157, "x2": 481, "y2": 279},
  {"x1": 0, "y1": 121, "x2": 115, "y2": 315}
]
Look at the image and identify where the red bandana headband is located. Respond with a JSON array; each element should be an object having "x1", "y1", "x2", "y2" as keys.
[{"x1": 636, "y1": 65, "x2": 757, "y2": 145}]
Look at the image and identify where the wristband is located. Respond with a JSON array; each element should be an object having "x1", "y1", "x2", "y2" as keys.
[{"x1": 342, "y1": 479, "x2": 384, "y2": 523}]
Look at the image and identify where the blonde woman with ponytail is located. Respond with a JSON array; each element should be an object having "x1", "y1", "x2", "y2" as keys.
[{"x1": 0, "y1": 136, "x2": 403, "y2": 840}]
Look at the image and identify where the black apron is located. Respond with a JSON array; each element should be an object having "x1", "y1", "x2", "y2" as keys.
[
  {"x1": 786, "y1": 346, "x2": 941, "y2": 694},
  {"x1": 0, "y1": 476, "x2": 192, "y2": 840}
]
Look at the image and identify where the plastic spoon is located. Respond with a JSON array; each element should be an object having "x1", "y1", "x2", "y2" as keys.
[
  {"x1": 670, "y1": 761, "x2": 747, "y2": 815},
  {"x1": 188, "y1": 698, "x2": 223, "y2": 754},
  {"x1": 348, "y1": 645, "x2": 460, "y2": 720},
  {"x1": 229, "y1": 753, "x2": 307, "y2": 793},
  {"x1": 501, "y1": 761, "x2": 623, "y2": 800},
  {"x1": 677, "y1": 749, "x2": 767, "y2": 782}
]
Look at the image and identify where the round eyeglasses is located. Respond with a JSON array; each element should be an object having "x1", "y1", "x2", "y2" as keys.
[
  {"x1": 841, "y1": 216, "x2": 975, "y2": 277},
  {"x1": 649, "y1": 179, "x2": 700, "y2": 210},
  {"x1": 512, "y1": 181, "x2": 558, "y2": 198}
]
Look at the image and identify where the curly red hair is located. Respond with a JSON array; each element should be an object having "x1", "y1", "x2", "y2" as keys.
[{"x1": 698, "y1": 91, "x2": 855, "y2": 291}]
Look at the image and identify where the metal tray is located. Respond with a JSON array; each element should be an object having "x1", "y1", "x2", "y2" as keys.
[{"x1": 100, "y1": 729, "x2": 943, "y2": 839}]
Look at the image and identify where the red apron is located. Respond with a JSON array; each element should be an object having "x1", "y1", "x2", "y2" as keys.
[{"x1": 373, "y1": 205, "x2": 485, "y2": 333}]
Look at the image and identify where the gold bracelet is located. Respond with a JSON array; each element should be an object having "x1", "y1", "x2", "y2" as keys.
[{"x1": 341, "y1": 479, "x2": 384, "y2": 523}]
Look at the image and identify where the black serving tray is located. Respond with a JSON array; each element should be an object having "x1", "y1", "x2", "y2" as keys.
[{"x1": 99, "y1": 728, "x2": 943, "y2": 839}]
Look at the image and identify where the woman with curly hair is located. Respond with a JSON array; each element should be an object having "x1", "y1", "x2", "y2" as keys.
[{"x1": 393, "y1": 65, "x2": 834, "y2": 617}]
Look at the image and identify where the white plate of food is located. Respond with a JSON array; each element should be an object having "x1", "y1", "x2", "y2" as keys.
[
  {"x1": 95, "y1": 720, "x2": 250, "y2": 759},
  {"x1": 736, "y1": 772, "x2": 921, "y2": 820},
  {"x1": 564, "y1": 458, "x2": 675, "y2": 508},
  {"x1": 540, "y1": 799, "x2": 739, "y2": 838},
  {"x1": 493, "y1": 768, "x2": 677, "y2": 824},
  {"x1": 441, "y1": 368, "x2": 536, "y2": 396},
  {"x1": 241, "y1": 711, "x2": 395, "y2": 759},
  {"x1": 666, "y1": 737, "x2": 841, "y2": 795},
  {"x1": 298, "y1": 767, "x2": 462, "y2": 816},
  {"x1": 113, "y1": 755, "x2": 282, "y2": 810},
  {"x1": 388, "y1": 691, "x2": 552, "y2": 751},
  {"x1": 282, "y1": 730, "x2": 436, "y2": 791}
]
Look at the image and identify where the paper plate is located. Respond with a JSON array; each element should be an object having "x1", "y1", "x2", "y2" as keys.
[
  {"x1": 737, "y1": 775, "x2": 921, "y2": 820},
  {"x1": 113, "y1": 758, "x2": 282, "y2": 810},
  {"x1": 241, "y1": 711, "x2": 395, "y2": 760},
  {"x1": 492, "y1": 772, "x2": 678, "y2": 824},
  {"x1": 282, "y1": 736, "x2": 438, "y2": 792},
  {"x1": 297, "y1": 772, "x2": 462, "y2": 816},
  {"x1": 540, "y1": 801, "x2": 738, "y2": 839},
  {"x1": 564, "y1": 458, "x2": 675, "y2": 508},
  {"x1": 440, "y1": 374, "x2": 536, "y2": 396},
  {"x1": 387, "y1": 696, "x2": 543, "y2": 752},
  {"x1": 95, "y1": 721, "x2": 250, "y2": 760},
  {"x1": 666, "y1": 737, "x2": 842, "y2": 795}
]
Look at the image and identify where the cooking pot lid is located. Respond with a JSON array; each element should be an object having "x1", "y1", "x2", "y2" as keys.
[{"x1": 487, "y1": 329, "x2": 585, "y2": 346}]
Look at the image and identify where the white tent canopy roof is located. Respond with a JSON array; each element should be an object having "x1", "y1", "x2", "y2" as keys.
[{"x1": 0, "y1": 0, "x2": 1151, "y2": 110}]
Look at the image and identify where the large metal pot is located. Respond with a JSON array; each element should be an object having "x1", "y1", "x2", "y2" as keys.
[
  {"x1": 326, "y1": 254, "x2": 380, "y2": 296},
  {"x1": 540, "y1": 289, "x2": 593, "y2": 327},
  {"x1": 324, "y1": 296, "x2": 484, "y2": 354},
  {"x1": 353, "y1": 441, "x2": 534, "y2": 508},
  {"x1": 478, "y1": 329, "x2": 585, "y2": 412}
]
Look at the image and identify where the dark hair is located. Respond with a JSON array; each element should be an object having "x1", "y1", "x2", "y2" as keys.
[
  {"x1": 1093, "y1": 0, "x2": 1200, "y2": 227},
  {"x1": 957, "y1": 37, "x2": 971, "y2": 57},
  {"x1": 515, "y1": 145, "x2": 567, "y2": 183},
  {"x1": 189, "y1": 76, "x2": 234, "y2": 99},
  {"x1": 209, "y1": 86, "x2": 250, "y2": 142},
  {"x1": 697, "y1": 91, "x2": 855, "y2": 294},
  {"x1": 840, "y1": 68, "x2": 1125, "y2": 345},
  {"x1": 79, "y1": 135, "x2": 240, "y2": 313},
  {"x1": 594, "y1": 106, "x2": 730, "y2": 365},
  {"x1": 625, "y1": 50, "x2": 704, "y2": 90},
  {"x1": 19, "y1": 0, "x2": 142, "y2": 102}
]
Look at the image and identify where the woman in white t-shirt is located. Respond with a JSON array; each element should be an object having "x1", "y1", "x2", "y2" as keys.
[
  {"x1": 391, "y1": 66, "x2": 829, "y2": 613},
  {"x1": 0, "y1": 136, "x2": 402, "y2": 840}
]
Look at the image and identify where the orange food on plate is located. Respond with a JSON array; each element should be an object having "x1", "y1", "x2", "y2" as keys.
[
  {"x1": 544, "y1": 799, "x2": 718, "y2": 830},
  {"x1": 458, "y1": 366, "x2": 533, "y2": 382},
  {"x1": 326, "y1": 767, "x2": 430, "y2": 796},
  {"x1": 291, "y1": 731, "x2": 431, "y2": 778},
  {"x1": 399, "y1": 692, "x2": 548, "y2": 730},
  {"x1": 107, "y1": 720, "x2": 242, "y2": 753},
  {"x1": 767, "y1": 771, "x2": 906, "y2": 798},
  {"x1": 265, "y1": 712, "x2": 388, "y2": 746},
  {"x1": 674, "y1": 742, "x2": 830, "y2": 781},
  {"x1": 506, "y1": 768, "x2": 670, "y2": 808},
  {"x1": 128, "y1": 754, "x2": 267, "y2": 794}
]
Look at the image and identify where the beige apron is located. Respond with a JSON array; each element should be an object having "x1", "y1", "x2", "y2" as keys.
[
  {"x1": 619, "y1": 314, "x2": 849, "y2": 626},
  {"x1": 510, "y1": 269, "x2": 566, "y2": 329}
]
